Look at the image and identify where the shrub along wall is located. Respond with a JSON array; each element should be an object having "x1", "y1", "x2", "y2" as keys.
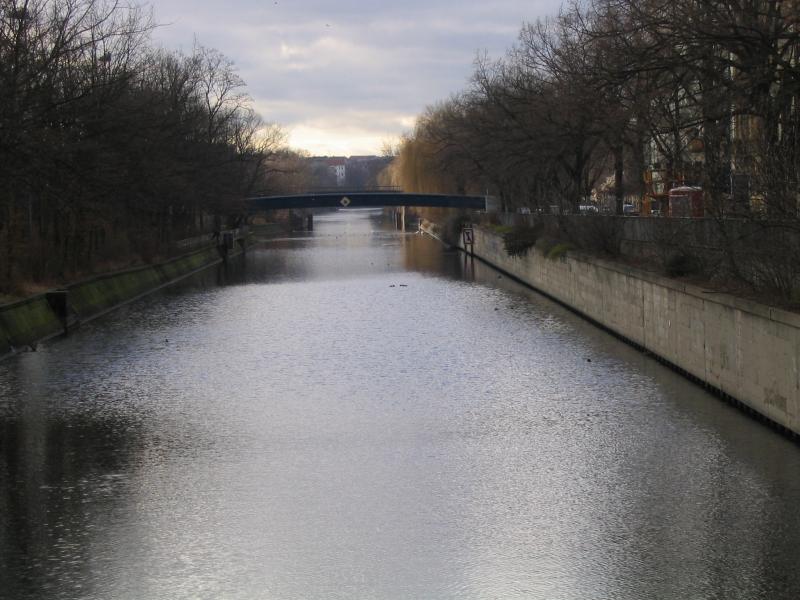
[{"x1": 494, "y1": 213, "x2": 800, "y2": 301}]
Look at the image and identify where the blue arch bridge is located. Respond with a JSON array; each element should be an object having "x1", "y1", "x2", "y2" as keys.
[
  {"x1": 246, "y1": 190, "x2": 488, "y2": 231},
  {"x1": 248, "y1": 191, "x2": 486, "y2": 211}
]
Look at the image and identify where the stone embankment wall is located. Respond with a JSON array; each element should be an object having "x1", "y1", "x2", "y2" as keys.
[
  {"x1": 450, "y1": 224, "x2": 800, "y2": 436},
  {"x1": 0, "y1": 243, "x2": 240, "y2": 360}
]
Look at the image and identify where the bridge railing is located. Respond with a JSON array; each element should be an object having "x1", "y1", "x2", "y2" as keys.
[
  {"x1": 173, "y1": 232, "x2": 215, "y2": 252},
  {"x1": 251, "y1": 186, "x2": 404, "y2": 196},
  {"x1": 299, "y1": 186, "x2": 403, "y2": 194},
  {"x1": 247, "y1": 191, "x2": 486, "y2": 210},
  {"x1": 173, "y1": 226, "x2": 249, "y2": 253}
]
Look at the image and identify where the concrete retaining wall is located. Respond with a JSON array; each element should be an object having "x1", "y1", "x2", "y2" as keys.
[
  {"x1": 458, "y1": 225, "x2": 800, "y2": 436},
  {"x1": 0, "y1": 244, "x2": 232, "y2": 360}
]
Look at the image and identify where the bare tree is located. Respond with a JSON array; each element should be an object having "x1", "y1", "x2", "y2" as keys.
[{"x1": 0, "y1": 1, "x2": 294, "y2": 294}]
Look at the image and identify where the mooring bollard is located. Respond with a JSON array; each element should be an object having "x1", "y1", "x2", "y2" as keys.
[{"x1": 45, "y1": 290, "x2": 71, "y2": 331}]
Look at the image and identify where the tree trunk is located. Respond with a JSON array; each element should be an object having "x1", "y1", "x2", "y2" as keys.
[{"x1": 614, "y1": 143, "x2": 625, "y2": 215}]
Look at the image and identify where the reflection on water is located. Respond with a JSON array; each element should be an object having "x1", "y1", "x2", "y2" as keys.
[{"x1": 2, "y1": 209, "x2": 800, "y2": 599}]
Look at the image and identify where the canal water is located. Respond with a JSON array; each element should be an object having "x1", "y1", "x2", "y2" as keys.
[{"x1": 2, "y1": 209, "x2": 800, "y2": 599}]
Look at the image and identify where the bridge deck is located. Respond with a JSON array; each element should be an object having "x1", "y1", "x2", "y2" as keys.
[{"x1": 248, "y1": 192, "x2": 486, "y2": 211}]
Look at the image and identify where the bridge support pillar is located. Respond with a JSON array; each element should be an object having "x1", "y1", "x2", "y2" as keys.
[{"x1": 306, "y1": 214, "x2": 314, "y2": 231}]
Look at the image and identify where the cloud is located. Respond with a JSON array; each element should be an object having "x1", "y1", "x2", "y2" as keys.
[{"x1": 148, "y1": 0, "x2": 563, "y2": 155}]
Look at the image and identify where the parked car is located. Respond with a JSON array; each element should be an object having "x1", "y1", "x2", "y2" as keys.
[{"x1": 623, "y1": 204, "x2": 639, "y2": 215}]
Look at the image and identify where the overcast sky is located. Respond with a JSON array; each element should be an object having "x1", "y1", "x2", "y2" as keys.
[{"x1": 147, "y1": 0, "x2": 563, "y2": 156}]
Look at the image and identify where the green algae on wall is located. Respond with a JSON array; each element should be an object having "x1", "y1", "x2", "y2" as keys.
[
  {"x1": 69, "y1": 268, "x2": 164, "y2": 320},
  {"x1": 156, "y1": 246, "x2": 221, "y2": 283},
  {"x1": 0, "y1": 295, "x2": 64, "y2": 353},
  {"x1": 0, "y1": 245, "x2": 226, "y2": 360},
  {"x1": 68, "y1": 246, "x2": 221, "y2": 321}
]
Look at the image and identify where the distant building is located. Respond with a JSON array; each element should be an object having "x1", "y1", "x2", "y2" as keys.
[
  {"x1": 326, "y1": 157, "x2": 347, "y2": 186},
  {"x1": 307, "y1": 155, "x2": 393, "y2": 189}
]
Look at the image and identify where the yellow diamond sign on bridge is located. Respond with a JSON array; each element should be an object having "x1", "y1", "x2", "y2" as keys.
[{"x1": 340, "y1": 196, "x2": 351, "y2": 207}]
